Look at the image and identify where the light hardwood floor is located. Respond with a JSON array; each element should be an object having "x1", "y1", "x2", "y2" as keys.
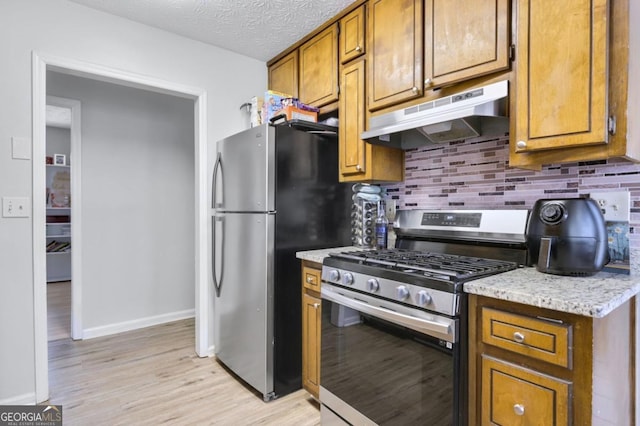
[
  {"x1": 47, "y1": 281, "x2": 71, "y2": 341},
  {"x1": 46, "y1": 315, "x2": 320, "y2": 425}
]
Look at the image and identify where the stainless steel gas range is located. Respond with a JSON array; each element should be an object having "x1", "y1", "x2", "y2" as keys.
[{"x1": 319, "y1": 209, "x2": 530, "y2": 426}]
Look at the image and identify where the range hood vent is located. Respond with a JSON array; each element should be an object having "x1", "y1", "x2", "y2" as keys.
[{"x1": 361, "y1": 81, "x2": 509, "y2": 150}]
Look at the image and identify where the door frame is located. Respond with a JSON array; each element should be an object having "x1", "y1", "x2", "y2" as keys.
[
  {"x1": 45, "y1": 95, "x2": 83, "y2": 340},
  {"x1": 32, "y1": 52, "x2": 211, "y2": 402}
]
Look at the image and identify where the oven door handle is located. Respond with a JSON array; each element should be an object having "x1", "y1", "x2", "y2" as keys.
[{"x1": 321, "y1": 287, "x2": 455, "y2": 342}]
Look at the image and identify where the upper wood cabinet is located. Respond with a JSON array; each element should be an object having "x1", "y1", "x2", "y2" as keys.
[
  {"x1": 368, "y1": 0, "x2": 424, "y2": 111},
  {"x1": 340, "y1": 58, "x2": 404, "y2": 182},
  {"x1": 340, "y1": 5, "x2": 366, "y2": 64},
  {"x1": 268, "y1": 50, "x2": 299, "y2": 98},
  {"x1": 424, "y1": 0, "x2": 510, "y2": 89},
  {"x1": 507, "y1": 0, "x2": 640, "y2": 169},
  {"x1": 513, "y1": 0, "x2": 608, "y2": 154},
  {"x1": 299, "y1": 23, "x2": 339, "y2": 107},
  {"x1": 367, "y1": 0, "x2": 510, "y2": 112}
]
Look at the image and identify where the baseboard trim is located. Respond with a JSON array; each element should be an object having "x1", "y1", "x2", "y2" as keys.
[
  {"x1": 0, "y1": 392, "x2": 36, "y2": 405},
  {"x1": 83, "y1": 309, "x2": 195, "y2": 340}
]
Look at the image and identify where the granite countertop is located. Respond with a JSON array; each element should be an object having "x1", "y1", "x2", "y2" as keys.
[
  {"x1": 464, "y1": 267, "x2": 640, "y2": 318},
  {"x1": 296, "y1": 247, "x2": 640, "y2": 319},
  {"x1": 296, "y1": 246, "x2": 359, "y2": 264}
]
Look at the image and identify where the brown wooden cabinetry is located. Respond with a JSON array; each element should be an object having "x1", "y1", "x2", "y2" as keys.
[
  {"x1": 469, "y1": 294, "x2": 633, "y2": 426},
  {"x1": 424, "y1": 0, "x2": 510, "y2": 89},
  {"x1": 367, "y1": 0, "x2": 424, "y2": 111},
  {"x1": 482, "y1": 356, "x2": 570, "y2": 425},
  {"x1": 301, "y1": 261, "x2": 322, "y2": 399},
  {"x1": 513, "y1": 0, "x2": 608, "y2": 154},
  {"x1": 367, "y1": 0, "x2": 510, "y2": 112},
  {"x1": 340, "y1": 5, "x2": 366, "y2": 64},
  {"x1": 299, "y1": 23, "x2": 339, "y2": 108},
  {"x1": 268, "y1": 50, "x2": 298, "y2": 98},
  {"x1": 509, "y1": 0, "x2": 636, "y2": 169},
  {"x1": 339, "y1": 58, "x2": 404, "y2": 182}
]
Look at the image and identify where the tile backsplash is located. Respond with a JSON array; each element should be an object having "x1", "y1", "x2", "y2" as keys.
[{"x1": 381, "y1": 136, "x2": 640, "y2": 249}]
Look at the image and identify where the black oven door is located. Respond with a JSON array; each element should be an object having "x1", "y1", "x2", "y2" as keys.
[{"x1": 320, "y1": 285, "x2": 466, "y2": 426}]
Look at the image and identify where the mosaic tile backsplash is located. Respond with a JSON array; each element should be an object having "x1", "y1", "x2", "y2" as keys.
[{"x1": 381, "y1": 136, "x2": 640, "y2": 249}]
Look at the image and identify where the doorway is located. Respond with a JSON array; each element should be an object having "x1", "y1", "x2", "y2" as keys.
[
  {"x1": 45, "y1": 97, "x2": 82, "y2": 342},
  {"x1": 32, "y1": 53, "x2": 211, "y2": 403}
]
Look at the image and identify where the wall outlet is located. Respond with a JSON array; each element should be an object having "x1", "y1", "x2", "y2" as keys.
[
  {"x1": 386, "y1": 199, "x2": 397, "y2": 221},
  {"x1": 590, "y1": 190, "x2": 630, "y2": 222},
  {"x1": 2, "y1": 197, "x2": 30, "y2": 218}
]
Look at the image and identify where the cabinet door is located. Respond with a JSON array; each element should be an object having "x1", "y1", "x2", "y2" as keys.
[
  {"x1": 340, "y1": 59, "x2": 367, "y2": 177},
  {"x1": 482, "y1": 356, "x2": 570, "y2": 426},
  {"x1": 424, "y1": 0, "x2": 510, "y2": 89},
  {"x1": 368, "y1": 0, "x2": 423, "y2": 111},
  {"x1": 299, "y1": 24, "x2": 339, "y2": 107},
  {"x1": 513, "y1": 0, "x2": 608, "y2": 153},
  {"x1": 268, "y1": 50, "x2": 299, "y2": 98},
  {"x1": 302, "y1": 291, "x2": 321, "y2": 399},
  {"x1": 340, "y1": 5, "x2": 366, "y2": 64}
]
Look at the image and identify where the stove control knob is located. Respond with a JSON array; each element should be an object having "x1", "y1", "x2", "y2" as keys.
[
  {"x1": 417, "y1": 290, "x2": 433, "y2": 306},
  {"x1": 343, "y1": 272, "x2": 354, "y2": 286},
  {"x1": 328, "y1": 270, "x2": 340, "y2": 282},
  {"x1": 396, "y1": 285, "x2": 409, "y2": 301},
  {"x1": 366, "y1": 278, "x2": 380, "y2": 293}
]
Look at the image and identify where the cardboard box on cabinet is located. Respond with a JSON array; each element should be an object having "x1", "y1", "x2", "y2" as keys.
[{"x1": 261, "y1": 90, "x2": 319, "y2": 123}]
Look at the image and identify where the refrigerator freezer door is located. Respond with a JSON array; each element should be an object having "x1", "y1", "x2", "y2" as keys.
[
  {"x1": 215, "y1": 124, "x2": 275, "y2": 213},
  {"x1": 213, "y1": 211, "x2": 275, "y2": 399}
]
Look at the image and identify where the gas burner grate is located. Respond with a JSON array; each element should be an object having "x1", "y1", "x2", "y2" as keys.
[{"x1": 330, "y1": 249, "x2": 517, "y2": 282}]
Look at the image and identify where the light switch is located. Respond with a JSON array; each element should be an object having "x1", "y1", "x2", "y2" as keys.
[
  {"x1": 2, "y1": 197, "x2": 30, "y2": 218},
  {"x1": 11, "y1": 137, "x2": 31, "y2": 160}
]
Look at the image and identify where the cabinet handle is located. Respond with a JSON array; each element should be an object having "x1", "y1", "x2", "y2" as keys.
[
  {"x1": 516, "y1": 140, "x2": 527, "y2": 149},
  {"x1": 411, "y1": 86, "x2": 419, "y2": 94},
  {"x1": 306, "y1": 276, "x2": 314, "y2": 283},
  {"x1": 424, "y1": 78, "x2": 432, "y2": 87},
  {"x1": 355, "y1": 45, "x2": 362, "y2": 52},
  {"x1": 513, "y1": 404, "x2": 525, "y2": 416},
  {"x1": 313, "y1": 303, "x2": 320, "y2": 309},
  {"x1": 356, "y1": 164, "x2": 362, "y2": 171},
  {"x1": 513, "y1": 331, "x2": 525, "y2": 343}
]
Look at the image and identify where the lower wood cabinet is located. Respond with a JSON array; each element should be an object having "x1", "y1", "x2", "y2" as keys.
[
  {"x1": 481, "y1": 356, "x2": 570, "y2": 425},
  {"x1": 301, "y1": 260, "x2": 322, "y2": 399},
  {"x1": 468, "y1": 294, "x2": 634, "y2": 425}
]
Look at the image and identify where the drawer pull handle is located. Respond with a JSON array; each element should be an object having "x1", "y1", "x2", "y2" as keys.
[
  {"x1": 306, "y1": 276, "x2": 314, "y2": 283},
  {"x1": 513, "y1": 332, "x2": 525, "y2": 343},
  {"x1": 513, "y1": 404, "x2": 525, "y2": 416}
]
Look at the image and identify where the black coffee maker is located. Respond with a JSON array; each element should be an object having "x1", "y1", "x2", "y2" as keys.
[{"x1": 526, "y1": 198, "x2": 609, "y2": 276}]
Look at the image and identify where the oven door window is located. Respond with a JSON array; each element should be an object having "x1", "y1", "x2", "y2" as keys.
[{"x1": 321, "y1": 299, "x2": 459, "y2": 426}]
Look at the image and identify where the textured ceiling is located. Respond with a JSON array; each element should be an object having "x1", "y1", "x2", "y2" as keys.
[{"x1": 68, "y1": 0, "x2": 357, "y2": 62}]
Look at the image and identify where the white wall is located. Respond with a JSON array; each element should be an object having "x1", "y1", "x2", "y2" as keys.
[
  {"x1": 46, "y1": 127, "x2": 71, "y2": 159},
  {"x1": 47, "y1": 71, "x2": 195, "y2": 331},
  {"x1": 0, "y1": 0, "x2": 266, "y2": 403}
]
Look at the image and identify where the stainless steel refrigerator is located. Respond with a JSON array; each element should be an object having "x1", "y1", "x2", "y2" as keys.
[{"x1": 211, "y1": 122, "x2": 351, "y2": 401}]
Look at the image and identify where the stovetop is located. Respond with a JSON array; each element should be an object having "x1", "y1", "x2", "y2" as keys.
[
  {"x1": 328, "y1": 249, "x2": 518, "y2": 283},
  {"x1": 321, "y1": 209, "x2": 529, "y2": 316}
]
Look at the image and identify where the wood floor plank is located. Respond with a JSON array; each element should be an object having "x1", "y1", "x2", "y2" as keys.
[{"x1": 46, "y1": 319, "x2": 320, "y2": 425}]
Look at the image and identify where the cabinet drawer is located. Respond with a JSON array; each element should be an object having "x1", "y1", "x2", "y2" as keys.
[
  {"x1": 303, "y1": 266, "x2": 321, "y2": 291},
  {"x1": 481, "y1": 356, "x2": 570, "y2": 426},
  {"x1": 482, "y1": 307, "x2": 571, "y2": 368}
]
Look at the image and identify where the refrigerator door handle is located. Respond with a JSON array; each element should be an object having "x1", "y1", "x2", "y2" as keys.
[
  {"x1": 212, "y1": 215, "x2": 225, "y2": 297},
  {"x1": 212, "y1": 151, "x2": 223, "y2": 209}
]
